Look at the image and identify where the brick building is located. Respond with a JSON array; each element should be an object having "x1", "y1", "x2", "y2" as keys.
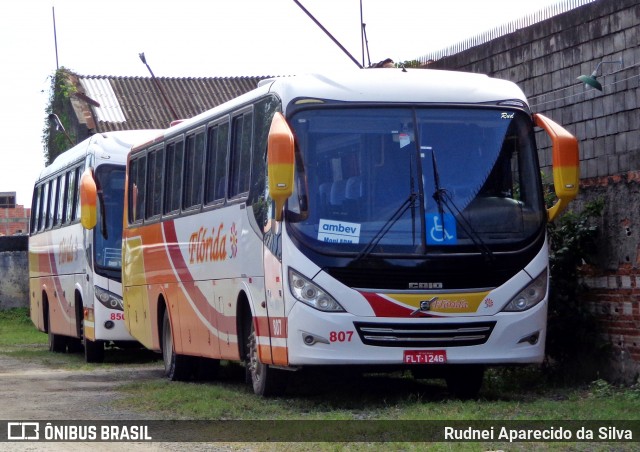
[{"x1": 0, "y1": 192, "x2": 30, "y2": 236}]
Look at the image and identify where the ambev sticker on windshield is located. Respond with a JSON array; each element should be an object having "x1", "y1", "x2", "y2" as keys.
[{"x1": 318, "y1": 219, "x2": 361, "y2": 244}]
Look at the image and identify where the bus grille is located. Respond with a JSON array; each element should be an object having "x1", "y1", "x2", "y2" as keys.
[{"x1": 353, "y1": 321, "x2": 496, "y2": 348}]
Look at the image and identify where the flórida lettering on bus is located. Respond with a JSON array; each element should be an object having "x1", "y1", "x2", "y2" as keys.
[
  {"x1": 58, "y1": 236, "x2": 79, "y2": 264},
  {"x1": 188, "y1": 223, "x2": 229, "y2": 264}
]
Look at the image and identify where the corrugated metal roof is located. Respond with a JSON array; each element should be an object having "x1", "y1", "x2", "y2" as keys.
[
  {"x1": 79, "y1": 77, "x2": 126, "y2": 123},
  {"x1": 75, "y1": 74, "x2": 270, "y2": 132}
]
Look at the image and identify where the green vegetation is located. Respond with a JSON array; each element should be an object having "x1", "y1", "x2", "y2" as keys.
[
  {"x1": 545, "y1": 199, "x2": 606, "y2": 383},
  {"x1": 42, "y1": 67, "x2": 78, "y2": 165},
  {"x1": 114, "y1": 364, "x2": 640, "y2": 421},
  {"x1": 112, "y1": 366, "x2": 639, "y2": 450},
  {"x1": 0, "y1": 307, "x2": 46, "y2": 347}
]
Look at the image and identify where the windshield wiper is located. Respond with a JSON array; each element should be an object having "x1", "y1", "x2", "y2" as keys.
[
  {"x1": 431, "y1": 150, "x2": 494, "y2": 262},
  {"x1": 352, "y1": 192, "x2": 418, "y2": 264},
  {"x1": 431, "y1": 149, "x2": 446, "y2": 227}
]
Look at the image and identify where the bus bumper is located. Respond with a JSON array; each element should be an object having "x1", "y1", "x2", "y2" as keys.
[
  {"x1": 90, "y1": 303, "x2": 136, "y2": 342},
  {"x1": 285, "y1": 300, "x2": 547, "y2": 366}
]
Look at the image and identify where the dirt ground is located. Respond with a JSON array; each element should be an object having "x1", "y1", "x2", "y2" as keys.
[
  {"x1": 0, "y1": 354, "x2": 234, "y2": 451},
  {"x1": 0, "y1": 353, "x2": 163, "y2": 421}
]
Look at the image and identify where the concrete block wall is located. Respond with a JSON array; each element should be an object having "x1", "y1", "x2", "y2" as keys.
[
  {"x1": 426, "y1": 0, "x2": 640, "y2": 382},
  {"x1": 0, "y1": 236, "x2": 29, "y2": 310}
]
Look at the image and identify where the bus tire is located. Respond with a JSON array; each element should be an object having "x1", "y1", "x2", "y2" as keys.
[
  {"x1": 162, "y1": 310, "x2": 192, "y2": 381},
  {"x1": 445, "y1": 365, "x2": 484, "y2": 400},
  {"x1": 68, "y1": 296, "x2": 84, "y2": 353},
  {"x1": 67, "y1": 338, "x2": 83, "y2": 353},
  {"x1": 46, "y1": 304, "x2": 67, "y2": 353},
  {"x1": 84, "y1": 336, "x2": 105, "y2": 363},
  {"x1": 246, "y1": 320, "x2": 287, "y2": 397},
  {"x1": 194, "y1": 357, "x2": 220, "y2": 381}
]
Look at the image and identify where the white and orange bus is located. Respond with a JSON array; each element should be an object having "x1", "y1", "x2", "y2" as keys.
[
  {"x1": 122, "y1": 69, "x2": 578, "y2": 397},
  {"x1": 29, "y1": 130, "x2": 159, "y2": 362}
]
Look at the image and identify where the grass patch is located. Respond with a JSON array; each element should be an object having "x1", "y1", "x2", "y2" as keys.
[
  {"x1": 0, "y1": 307, "x2": 160, "y2": 369},
  {"x1": 115, "y1": 368, "x2": 640, "y2": 451},
  {"x1": 116, "y1": 364, "x2": 640, "y2": 421},
  {"x1": 0, "y1": 307, "x2": 47, "y2": 347}
]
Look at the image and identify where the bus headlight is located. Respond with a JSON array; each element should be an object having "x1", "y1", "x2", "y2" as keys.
[
  {"x1": 288, "y1": 268, "x2": 345, "y2": 312},
  {"x1": 95, "y1": 286, "x2": 124, "y2": 311},
  {"x1": 502, "y1": 270, "x2": 547, "y2": 312}
]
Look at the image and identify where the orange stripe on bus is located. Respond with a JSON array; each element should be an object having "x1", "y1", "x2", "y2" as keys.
[
  {"x1": 258, "y1": 344, "x2": 273, "y2": 365},
  {"x1": 271, "y1": 346, "x2": 289, "y2": 366}
]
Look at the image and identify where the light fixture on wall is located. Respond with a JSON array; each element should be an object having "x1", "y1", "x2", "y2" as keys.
[
  {"x1": 48, "y1": 113, "x2": 74, "y2": 147},
  {"x1": 577, "y1": 60, "x2": 623, "y2": 91}
]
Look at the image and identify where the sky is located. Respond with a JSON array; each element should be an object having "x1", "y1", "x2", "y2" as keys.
[{"x1": 0, "y1": 0, "x2": 566, "y2": 208}]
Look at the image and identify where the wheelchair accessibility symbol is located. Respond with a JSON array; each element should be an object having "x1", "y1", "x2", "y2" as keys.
[{"x1": 427, "y1": 213, "x2": 457, "y2": 245}]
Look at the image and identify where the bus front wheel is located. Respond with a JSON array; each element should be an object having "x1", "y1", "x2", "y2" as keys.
[
  {"x1": 445, "y1": 365, "x2": 485, "y2": 399},
  {"x1": 162, "y1": 310, "x2": 192, "y2": 381},
  {"x1": 246, "y1": 320, "x2": 287, "y2": 397},
  {"x1": 83, "y1": 335, "x2": 104, "y2": 363}
]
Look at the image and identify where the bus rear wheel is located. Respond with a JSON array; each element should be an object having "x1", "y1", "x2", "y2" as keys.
[
  {"x1": 46, "y1": 305, "x2": 67, "y2": 353},
  {"x1": 246, "y1": 320, "x2": 287, "y2": 397},
  {"x1": 162, "y1": 310, "x2": 192, "y2": 381}
]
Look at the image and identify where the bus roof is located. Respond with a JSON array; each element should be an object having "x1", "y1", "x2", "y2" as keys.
[
  {"x1": 39, "y1": 130, "x2": 162, "y2": 180},
  {"x1": 268, "y1": 69, "x2": 528, "y2": 108}
]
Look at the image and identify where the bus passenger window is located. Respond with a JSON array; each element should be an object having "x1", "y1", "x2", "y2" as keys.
[
  {"x1": 55, "y1": 175, "x2": 66, "y2": 226},
  {"x1": 146, "y1": 148, "x2": 164, "y2": 218},
  {"x1": 46, "y1": 179, "x2": 56, "y2": 229},
  {"x1": 65, "y1": 168, "x2": 77, "y2": 223},
  {"x1": 30, "y1": 185, "x2": 41, "y2": 233},
  {"x1": 183, "y1": 132, "x2": 205, "y2": 209},
  {"x1": 74, "y1": 167, "x2": 82, "y2": 222},
  {"x1": 40, "y1": 183, "x2": 49, "y2": 231},
  {"x1": 229, "y1": 111, "x2": 252, "y2": 198},
  {"x1": 205, "y1": 122, "x2": 229, "y2": 205},
  {"x1": 215, "y1": 123, "x2": 229, "y2": 200},
  {"x1": 129, "y1": 156, "x2": 147, "y2": 223},
  {"x1": 164, "y1": 141, "x2": 184, "y2": 214}
]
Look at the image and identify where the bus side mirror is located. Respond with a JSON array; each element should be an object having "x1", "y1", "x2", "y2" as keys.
[
  {"x1": 534, "y1": 113, "x2": 579, "y2": 222},
  {"x1": 267, "y1": 112, "x2": 295, "y2": 221},
  {"x1": 80, "y1": 168, "x2": 97, "y2": 230}
]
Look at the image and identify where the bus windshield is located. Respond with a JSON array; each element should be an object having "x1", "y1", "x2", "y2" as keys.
[
  {"x1": 286, "y1": 107, "x2": 545, "y2": 255},
  {"x1": 94, "y1": 165, "x2": 125, "y2": 275}
]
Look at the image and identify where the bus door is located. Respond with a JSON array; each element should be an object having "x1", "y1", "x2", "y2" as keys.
[
  {"x1": 263, "y1": 233, "x2": 288, "y2": 366},
  {"x1": 262, "y1": 111, "x2": 295, "y2": 366},
  {"x1": 122, "y1": 235, "x2": 152, "y2": 347}
]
